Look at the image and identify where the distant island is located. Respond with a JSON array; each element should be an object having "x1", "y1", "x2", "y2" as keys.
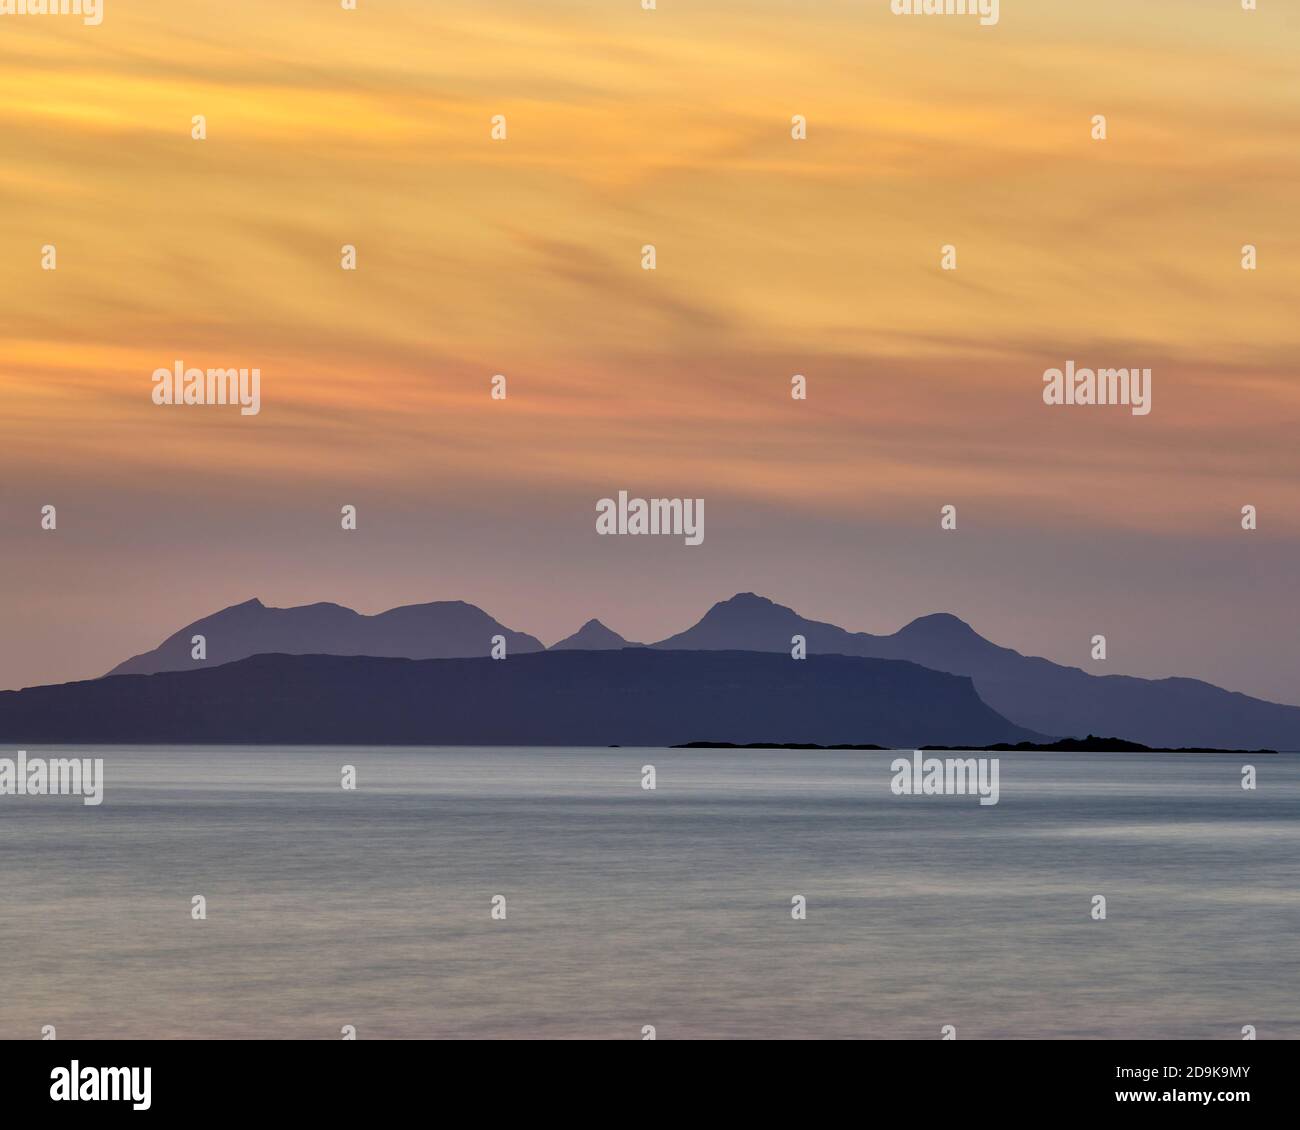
[
  {"x1": 70, "y1": 591, "x2": 1300, "y2": 752},
  {"x1": 0, "y1": 650, "x2": 1041, "y2": 748},
  {"x1": 677, "y1": 736, "x2": 1279, "y2": 754},
  {"x1": 3, "y1": 591, "x2": 1297, "y2": 751}
]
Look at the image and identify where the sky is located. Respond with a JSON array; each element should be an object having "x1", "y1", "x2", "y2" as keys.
[{"x1": 1, "y1": 0, "x2": 1298, "y2": 703}]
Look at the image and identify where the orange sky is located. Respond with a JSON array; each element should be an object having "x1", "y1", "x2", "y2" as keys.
[{"x1": 2, "y1": 1, "x2": 1298, "y2": 701}]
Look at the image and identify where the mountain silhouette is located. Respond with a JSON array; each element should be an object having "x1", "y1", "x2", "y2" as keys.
[
  {"x1": 92, "y1": 591, "x2": 1300, "y2": 750},
  {"x1": 651, "y1": 593, "x2": 1300, "y2": 751},
  {"x1": 1, "y1": 650, "x2": 1039, "y2": 748},
  {"x1": 106, "y1": 598, "x2": 545, "y2": 676},
  {"x1": 549, "y1": 619, "x2": 639, "y2": 650}
]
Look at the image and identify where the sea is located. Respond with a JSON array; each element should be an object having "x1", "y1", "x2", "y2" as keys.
[{"x1": 2, "y1": 746, "x2": 1296, "y2": 1040}]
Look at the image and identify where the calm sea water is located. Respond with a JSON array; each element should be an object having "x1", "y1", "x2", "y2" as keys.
[{"x1": 2, "y1": 746, "x2": 1297, "y2": 1040}]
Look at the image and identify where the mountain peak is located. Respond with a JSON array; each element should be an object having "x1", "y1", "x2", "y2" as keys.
[
  {"x1": 652, "y1": 592, "x2": 816, "y2": 651},
  {"x1": 703, "y1": 592, "x2": 798, "y2": 621},
  {"x1": 898, "y1": 612, "x2": 978, "y2": 639},
  {"x1": 209, "y1": 597, "x2": 265, "y2": 617},
  {"x1": 550, "y1": 619, "x2": 635, "y2": 651},
  {"x1": 720, "y1": 592, "x2": 777, "y2": 608}
]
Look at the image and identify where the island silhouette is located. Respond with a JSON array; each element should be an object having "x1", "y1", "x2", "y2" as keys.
[{"x1": 1, "y1": 592, "x2": 1296, "y2": 750}]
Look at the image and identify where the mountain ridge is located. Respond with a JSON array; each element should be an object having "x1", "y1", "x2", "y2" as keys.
[
  {"x1": 91, "y1": 590, "x2": 1300, "y2": 751},
  {"x1": 106, "y1": 597, "x2": 545, "y2": 676},
  {"x1": 648, "y1": 593, "x2": 1300, "y2": 751}
]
